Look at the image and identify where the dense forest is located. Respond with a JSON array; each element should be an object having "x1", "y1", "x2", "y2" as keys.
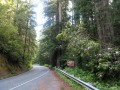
[
  {"x1": 36, "y1": 0, "x2": 120, "y2": 89},
  {"x1": 0, "y1": 0, "x2": 120, "y2": 89},
  {"x1": 0, "y1": 0, "x2": 37, "y2": 75}
]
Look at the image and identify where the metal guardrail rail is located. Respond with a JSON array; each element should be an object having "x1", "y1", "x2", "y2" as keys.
[{"x1": 55, "y1": 67, "x2": 99, "y2": 90}]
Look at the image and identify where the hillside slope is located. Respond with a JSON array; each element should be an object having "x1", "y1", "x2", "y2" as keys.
[{"x1": 0, "y1": 54, "x2": 23, "y2": 79}]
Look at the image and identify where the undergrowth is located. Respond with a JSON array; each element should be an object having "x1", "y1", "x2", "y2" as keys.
[
  {"x1": 64, "y1": 68, "x2": 120, "y2": 90},
  {"x1": 56, "y1": 70, "x2": 85, "y2": 90}
]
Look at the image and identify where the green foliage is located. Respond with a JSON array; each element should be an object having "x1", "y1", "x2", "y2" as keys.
[
  {"x1": 62, "y1": 29, "x2": 120, "y2": 79},
  {"x1": 36, "y1": 26, "x2": 59, "y2": 65},
  {"x1": 56, "y1": 31, "x2": 68, "y2": 43},
  {"x1": 94, "y1": 48, "x2": 120, "y2": 79},
  {"x1": 56, "y1": 70, "x2": 84, "y2": 90},
  {"x1": 0, "y1": 14, "x2": 23, "y2": 62},
  {"x1": 60, "y1": 29, "x2": 99, "y2": 70},
  {"x1": 64, "y1": 68, "x2": 94, "y2": 82},
  {"x1": 0, "y1": 0, "x2": 37, "y2": 71},
  {"x1": 37, "y1": 0, "x2": 120, "y2": 84},
  {"x1": 112, "y1": 0, "x2": 120, "y2": 48},
  {"x1": 73, "y1": 0, "x2": 97, "y2": 40},
  {"x1": 64, "y1": 68, "x2": 120, "y2": 90},
  {"x1": 44, "y1": 64, "x2": 49, "y2": 67}
]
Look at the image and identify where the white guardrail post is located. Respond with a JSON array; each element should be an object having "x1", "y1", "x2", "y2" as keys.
[{"x1": 55, "y1": 67, "x2": 99, "y2": 90}]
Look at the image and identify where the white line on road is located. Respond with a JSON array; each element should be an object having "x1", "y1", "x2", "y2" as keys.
[{"x1": 9, "y1": 71, "x2": 49, "y2": 90}]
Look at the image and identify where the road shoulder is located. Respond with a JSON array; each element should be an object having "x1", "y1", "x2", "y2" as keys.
[{"x1": 51, "y1": 70, "x2": 72, "y2": 90}]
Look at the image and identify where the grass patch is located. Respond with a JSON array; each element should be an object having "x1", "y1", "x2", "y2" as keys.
[
  {"x1": 56, "y1": 70, "x2": 85, "y2": 90},
  {"x1": 64, "y1": 68, "x2": 120, "y2": 90}
]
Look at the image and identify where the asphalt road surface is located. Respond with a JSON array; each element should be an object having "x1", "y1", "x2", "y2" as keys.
[{"x1": 0, "y1": 65, "x2": 60, "y2": 90}]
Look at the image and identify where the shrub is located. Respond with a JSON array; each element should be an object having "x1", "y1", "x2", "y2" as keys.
[
  {"x1": 62, "y1": 35, "x2": 99, "y2": 70},
  {"x1": 93, "y1": 48, "x2": 120, "y2": 79},
  {"x1": 44, "y1": 64, "x2": 49, "y2": 67}
]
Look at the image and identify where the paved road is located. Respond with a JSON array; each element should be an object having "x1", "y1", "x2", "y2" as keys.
[{"x1": 0, "y1": 66, "x2": 60, "y2": 90}]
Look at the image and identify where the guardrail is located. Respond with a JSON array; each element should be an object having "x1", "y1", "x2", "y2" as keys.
[{"x1": 55, "y1": 67, "x2": 99, "y2": 90}]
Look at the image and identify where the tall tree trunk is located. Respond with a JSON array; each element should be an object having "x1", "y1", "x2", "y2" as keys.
[
  {"x1": 14, "y1": 0, "x2": 22, "y2": 36},
  {"x1": 95, "y1": 0, "x2": 114, "y2": 50},
  {"x1": 58, "y1": 0, "x2": 62, "y2": 32},
  {"x1": 23, "y1": 19, "x2": 29, "y2": 60},
  {"x1": 56, "y1": 0, "x2": 62, "y2": 67},
  {"x1": 71, "y1": 0, "x2": 74, "y2": 25}
]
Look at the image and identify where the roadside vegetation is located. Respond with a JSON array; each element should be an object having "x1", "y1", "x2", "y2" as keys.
[
  {"x1": 0, "y1": 0, "x2": 37, "y2": 77},
  {"x1": 36, "y1": 0, "x2": 120, "y2": 90},
  {"x1": 56, "y1": 70, "x2": 85, "y2": 90},
  {"x1": 0, "y1": 0, "x2": 120, "y2": 89},
  {"x1": 64, "y1": 68, "x2": 120, "y2": 90}
]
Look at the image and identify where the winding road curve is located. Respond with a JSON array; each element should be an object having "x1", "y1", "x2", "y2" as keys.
[{"x1": 0, "y1": 65, "x2": 60, "y2": 90}]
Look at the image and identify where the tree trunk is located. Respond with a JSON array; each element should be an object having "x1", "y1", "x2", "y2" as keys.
[
  {"x1": 58, "y1": 0, "x2": 62, "y2": 32},
  {"x1": 95, "y1": 0, "x2": 114, "y2": 50}
]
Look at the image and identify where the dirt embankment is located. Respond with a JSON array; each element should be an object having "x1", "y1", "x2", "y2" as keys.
[
  {"x1": 0, "y1": 54, "x2": 9, "y2": 78},
  {"x1": 0, "y1": 54, "x2": 22, "y2": 79}
]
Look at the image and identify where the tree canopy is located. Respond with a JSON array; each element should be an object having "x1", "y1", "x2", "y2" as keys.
[{"x1": 0, "y1": 0, "x2": 37, "y2": 70}]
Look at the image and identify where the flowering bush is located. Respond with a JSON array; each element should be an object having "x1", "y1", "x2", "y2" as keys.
[
  {"x1": 64, "y1": 34, "x2": 100, "y2": 70},
  {"x1": 59, "y1": 29, "x2": 120, "y2": 80},
  {"x1": 93, "y1": 48, "x2": 120, "y2": 79}
]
